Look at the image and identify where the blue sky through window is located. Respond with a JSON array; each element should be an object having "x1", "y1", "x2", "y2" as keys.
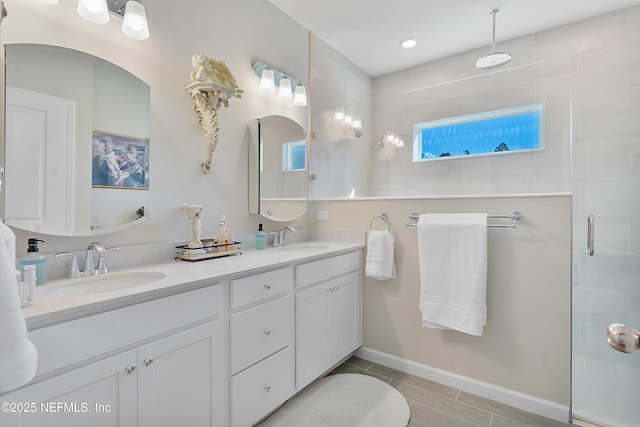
[{"x1": 414, "y1": 104, "x2": 544, "y2": 161}]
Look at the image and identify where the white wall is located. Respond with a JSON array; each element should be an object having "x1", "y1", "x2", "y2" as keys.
[{"x1": 4, "y1": 0, "x2": 310, "y2": 253}]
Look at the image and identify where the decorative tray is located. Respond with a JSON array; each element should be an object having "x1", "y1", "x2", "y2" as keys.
[{"x1": 175, "y1": 240, "x2": 242, "y2": 262}]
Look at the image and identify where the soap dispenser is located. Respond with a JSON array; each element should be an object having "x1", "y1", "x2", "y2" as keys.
[
  {"x1": 255, "y1": 223, "x2": 267, "y2": 250},
  {"x1": 20, "y1": 238, "x2": 47, "y2": 286}
]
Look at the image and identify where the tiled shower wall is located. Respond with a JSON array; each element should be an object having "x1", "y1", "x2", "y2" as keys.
[{"x1": 309, "y1": 5, "x2": 640, "y2": 425}]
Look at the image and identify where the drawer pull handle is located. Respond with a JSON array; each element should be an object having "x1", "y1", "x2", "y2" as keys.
[
  {"x1": 144, "y1": 357, "x2": 154, "y2": 367},
  {"x1": 264, "y1": 330, "x2": 272, "y2": 335},
  {"x1": 264, "y1": 385, "x2": 271, "y2": 392},
  {"x1": 264, "y1": 283, "x2": 272, "y2": 290},
  {"x1": 125, "y1": 364, "x2": 137, "y2": 374}
]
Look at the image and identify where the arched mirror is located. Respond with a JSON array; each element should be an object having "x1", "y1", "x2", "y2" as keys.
[
  {"x1": 248, "y1": 115, "x2": 307, "y2": 222},
  {"x1": 2, "y1": 44, "x2": 150, "y2": 236}
]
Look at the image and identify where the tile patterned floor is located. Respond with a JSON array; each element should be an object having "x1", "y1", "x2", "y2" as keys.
[{"x1": 329, "y1": 356, "x2": 573, "y2": 427}]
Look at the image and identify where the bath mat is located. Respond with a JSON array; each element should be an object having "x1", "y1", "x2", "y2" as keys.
[{"x1": 259, "y1": 373, "x2": 410, "y2": 427}]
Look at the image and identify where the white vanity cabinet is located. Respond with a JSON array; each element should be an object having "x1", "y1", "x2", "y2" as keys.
[
  {"x1": 295, "y1": 252, "x2": 362, "y2": 390},
  {"x1": 229, "y1": 267, "x2": 295, "y2": 427},
  {"x1": 0, "y1": 284, "x2": 226, "y2": 427}
]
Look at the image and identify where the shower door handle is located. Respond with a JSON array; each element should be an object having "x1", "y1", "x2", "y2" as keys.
[
  {"x1": 587, "y1": 214, "x2": 595, "y2": 256},
  {"x1": 607, "y1": 323, "x2": 640, "y2": 354}
]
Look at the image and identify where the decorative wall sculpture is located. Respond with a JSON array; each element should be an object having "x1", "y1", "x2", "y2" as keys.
[{"x1": 186, "y1": 54, "x2": 243, "y2": 173}]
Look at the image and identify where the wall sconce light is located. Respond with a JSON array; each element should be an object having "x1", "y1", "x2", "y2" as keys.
[
  {"x1": 333, "y1": 107, "x2": 364, "y2": 138},
  {"x1": 253, "y1": 61, "x2": 307, "y2": 107},
  {"x1": 36, "y1": 0, "x2": 150, "y2": 39},
  {"x1": 384, "y1": 131, "x2": 404, "y2": 148}
]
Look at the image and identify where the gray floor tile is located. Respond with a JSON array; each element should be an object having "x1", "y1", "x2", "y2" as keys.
[
  {"x1": 342, "y1": 355, "x2": 374, "y2": 370},
  {"x1": 392, "y1": 381, "x2": 492, "y2": 427},
  {"x1": 329, "y1": 363, "x2": 392, "y2": 383},
  {"x1": 490, "y1": 414, "x2": 529, "y2": 427},
  {"x1": 409, "y1": 401, "x2": 486, "y2": 427},
  {"x1": 368, "y1": 363, "x2": 460, "y2": 399}
]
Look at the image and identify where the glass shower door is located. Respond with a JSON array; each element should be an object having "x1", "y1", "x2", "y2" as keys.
[{"x1": 571, "y1": 36, "x2": 640, "y2": 426}]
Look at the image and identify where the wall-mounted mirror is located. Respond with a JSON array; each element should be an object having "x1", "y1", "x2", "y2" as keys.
[
  {"x1": 3, "y1": 44, "x2": 150, "y2": 236},
  {"x1": 248, "y1": 115, "x2": 307, "y2": 222}
]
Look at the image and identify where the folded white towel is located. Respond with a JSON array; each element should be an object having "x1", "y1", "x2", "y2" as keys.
[
  {"x1": 418, "y1": 213, "x2": 488, "y2": 336},
  {"x1": 366, "y1": 230, "x2": 396, "y2": 281},
  {"x1": 0, "y1": 222, "x2": 37, "y2": 392}
]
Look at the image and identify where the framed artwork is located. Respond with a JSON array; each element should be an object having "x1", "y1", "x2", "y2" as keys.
[{"x1": 92, "y1": 131, "x2": 149, "y2": 189}]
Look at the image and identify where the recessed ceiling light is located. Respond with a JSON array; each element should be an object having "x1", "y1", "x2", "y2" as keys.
[{"x1": 400, "y1": 37, "x2": 418, "y2": 49}]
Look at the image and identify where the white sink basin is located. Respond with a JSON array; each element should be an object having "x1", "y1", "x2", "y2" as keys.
[
  {"x1": 40, "y1": 271, "x2": 166, "y2": 297},
  {"x1": 277, "y1": 243, "x2": 330, "y2": 252}
]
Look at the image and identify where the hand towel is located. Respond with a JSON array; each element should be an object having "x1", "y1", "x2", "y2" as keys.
[
  {"x1": 418, "y1": 213, "x2": 488, "y2": 336},
  {"x1": 0, "y1": 222, "x2": 37, "y2": 392},
  {"x1": 366, "y1": 230, "x2": 396, "y2": 281}
]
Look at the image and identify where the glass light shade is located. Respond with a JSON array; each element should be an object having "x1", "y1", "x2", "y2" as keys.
[
  {"x1": 333, "y1": 107, "x2": 345, "y2": 121},
  {"x1": 292, "y1": 82, "x2": 307, "y2": 106},
  {"x1": 278, "y1": 77, "x2": 293, "y2": 100},
  {"x1": 259, "y1": 68, "x2": 275, "y2": 93},
  {"x1": 351, "y1": 115, "x2": 362, "y2": 130},
  {"x1": 77, "y1": 0, "x2": 109, "y2": 24},
  {"x1": 400, "y1": 37, "x2": 418, "y2": 48},
  {"x1": 122, "y1": 0, "x2": 150, "y2": 40},
  {"x1": 343, "y1": 112, "x2": 353, "y2": 126},
  {"x1": 36, "y1": 0, "x2": 58, "y2": 4}
]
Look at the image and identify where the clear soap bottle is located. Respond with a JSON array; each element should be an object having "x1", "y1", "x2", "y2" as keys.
[
  {"x1": 20, "y1": 238, "x2": 47, "y2": 286},
  {"x1": 217, "y1": 216, "x2": 228, "y2": 251},
  {"x1": 255, "y1": 223, "x2": 267, "y2": 250}
]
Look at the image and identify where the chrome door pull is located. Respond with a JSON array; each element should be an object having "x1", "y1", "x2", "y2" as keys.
[
  {"x1": 607, "y1": 323, "x2": 639, "y2": 354},
  {"x1": 587, "y1": 214, "x2": 595, "y2": 256}
]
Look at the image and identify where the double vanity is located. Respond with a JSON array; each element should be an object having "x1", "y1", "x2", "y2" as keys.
[{"x1": 1, "y1": 241, "x2": 363, "y2": 427}]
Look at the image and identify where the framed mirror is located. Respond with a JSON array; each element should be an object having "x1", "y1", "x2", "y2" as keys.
[
  {"x1": 248, "y1": 115, "x2": 307, "y2": 222},
  {"x1": 3, "y1": 44, "x2": 150, "y2": 236}
]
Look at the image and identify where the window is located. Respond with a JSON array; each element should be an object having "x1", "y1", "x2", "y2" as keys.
[
  {"x1": 282, "y1": 140, "x2": 306, "y2": 172},
  {"x1": 413, "y1": 103, "x2": 544, "y2": 161}
]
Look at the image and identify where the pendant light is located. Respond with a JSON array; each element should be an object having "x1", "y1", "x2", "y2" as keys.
[
  {"x1": 259, "y1": 67, "x2": 276, "y2": 93},
  {"x1": 475, "y1": 8, "x2": 512, "y2": 70}
]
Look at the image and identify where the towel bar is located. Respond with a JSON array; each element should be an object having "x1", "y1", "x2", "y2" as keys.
[{"x1": 406, "y1": 211, "x2": 521, "y2": 229}]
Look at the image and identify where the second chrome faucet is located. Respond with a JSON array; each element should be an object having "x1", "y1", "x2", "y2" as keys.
[
  {"x1": 54, "y1": 242, "x2": 119, "y2": 278},
  {"x1": 269, "y1": 226, "x2": 295, "y2": 247}
]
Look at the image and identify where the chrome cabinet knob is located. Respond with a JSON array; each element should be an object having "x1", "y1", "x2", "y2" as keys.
[
  {"x1": 144, "y1": 357, "x2": 154, "y2": 366},
  {"x1": 264, "y1": 385, "x2": 271, "y2": 392},
  {"x1": 264, "y1": 330, "x2": 272, "y2": 336},
  {"x1": 125, "y1": 364, "x2": 137, "y2": 374},
  {"x1": 264, "y1": 283, "x2": 272, "y2": 290}
]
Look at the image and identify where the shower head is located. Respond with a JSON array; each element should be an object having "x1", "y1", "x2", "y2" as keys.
[{"x1": 476, "y1": 8, "x2": 511, "y2": 70}]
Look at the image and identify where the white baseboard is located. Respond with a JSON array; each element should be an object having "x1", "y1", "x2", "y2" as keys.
[{"x1": 355, "y1": 346, "x2": 571, "y2": 423}]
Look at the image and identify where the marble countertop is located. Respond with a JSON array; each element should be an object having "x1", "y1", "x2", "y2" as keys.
[{"x1": 22, "y1": 241, "x2": 364, "y2": 330}]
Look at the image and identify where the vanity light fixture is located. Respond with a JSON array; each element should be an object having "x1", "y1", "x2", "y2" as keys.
[
  {"x1": 333, "y1": 107, "x2": 345, "y2": 121},
  {"x1": 351, "y1": 115, "x2": 362, "y2": 130},
  {"x1": 258, "y1": 67, "x2": 276, "y2": 93},
  {"x1": 38, "y1": 0, "x2": 150, "y2": 39},
  {"x1": 278, "y1": 76, "x2": 293, "y2": 100},
  {"x1": 77, "y1": 0, "x2": 109, "y2": 24},
  {"x1": 252, "y1": 62, "x2": 307, "y2": 107},
  {"x1": 400, "y1": 36, "x2": 418, "y2": 49},
  {"x1": 292, "y1": 81, "x2": 308, "y2": 106},
  {"x1": 121, "y1": 0, "x2": 149, "y2": 40}
]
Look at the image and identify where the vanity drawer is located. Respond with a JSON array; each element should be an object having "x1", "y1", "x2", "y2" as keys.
[
  {"x1": 230, "y1": 294, "x2": 293, "y2": 374},
  {"x1": 230, "y1": 266, "x2": 293, "y2": 309},
  {"x1": 230, "y1": 346, "x2": 294, "y2": 427},
  {"x1": 296, "y1": 251, "x2": 360, "y2": 288},
  {"x1": 28, "y1": 284, "x2": 223, "y2": 379}
]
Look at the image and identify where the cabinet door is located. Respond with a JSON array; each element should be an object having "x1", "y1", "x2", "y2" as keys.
[
  {"x1": 137, "y1": 320, "x2": 226, "y2": 427},
  {"x1": 0, "y1": 349, "x2": 137, "y2": 427},
  {"x1": 295, "y1": 281, "x2": 331, "y2": 389},
  {"x1": 330, "y1": 272, "x2": 361, "y2": 362}
]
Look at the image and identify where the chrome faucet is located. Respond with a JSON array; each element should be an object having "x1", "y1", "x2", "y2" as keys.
[
  {"x1": 85, "y1": 242, "x2": 119, "y2": 276},
  {"x1": 269, "y1": 226, "x2": 296, "y2": 247}
]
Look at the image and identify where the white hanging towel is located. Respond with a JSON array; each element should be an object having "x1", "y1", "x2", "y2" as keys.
[
  {"x1": 366, "y1": 230, "x2": 396, "y2": 280},
  {"x1": 0, "y1": 222, "x2": 37, "y2": 392},
  {"x1": 417, "y1": 213, "x2": 488, "y2": 336}
]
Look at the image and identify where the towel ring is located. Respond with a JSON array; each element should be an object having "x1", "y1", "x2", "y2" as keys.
[{"x1": 370, "y1": 213, "x2": 391, "y2": 231}]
